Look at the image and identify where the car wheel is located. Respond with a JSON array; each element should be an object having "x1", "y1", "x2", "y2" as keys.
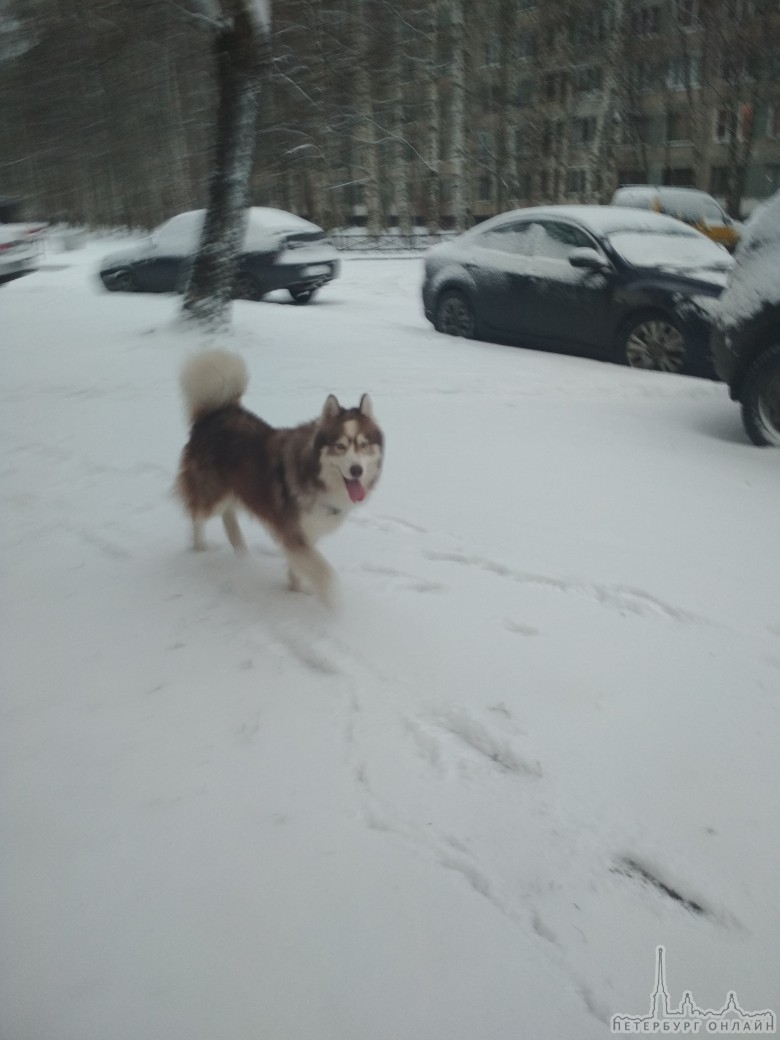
[
  {"x1": 740, "y1": 344, "x2": 780, "y2": 447},
  {"x1": 233, "y1": 274, "x2": 264, "y2": 301},
  {"x1": 618, "y1": 312, "x2": 686, "y2": 373},
  {"x1": 102, "y1": 268, "x2": 134, "y2": 292},
  {"x1": 289, "y1": 287, "x2": 317, "y2": 304},
  {"x1": 434, "y1": 289, "x2": 477, "y2": 338}
]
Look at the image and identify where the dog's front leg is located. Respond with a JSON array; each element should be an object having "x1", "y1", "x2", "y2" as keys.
[{"x1": 285, "y1": 544, "x2": 340, "y2": 609}]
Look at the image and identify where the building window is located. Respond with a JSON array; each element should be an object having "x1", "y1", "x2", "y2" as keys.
[
  {"x1": 631, "y1": 61, "x2": 661, "y2": 94},
  {"x1": 622, "y1": 114, "x2": 655, "y2": 146},
  {"x1": 514, "y1": 126, "x2": 528, "y2": 156},
  {"x1": 478, "y1": 175, "x2": 493, "y2": 202},
  {"x1": 570, "y1": 116, "x2": 597, "y2": 146},
  {"x1": 662, "y1": 167, "x2": 695, "y2": 187},
  {"x1": 667, "y1": 54, "x2": 701, "y2": 90},
  {"x1": 768, "y1": 106, "x2": 780, "y2": 139},
  {"x1": 514, "y1": 78, "x2": 534, "y2": 106},
  {"x1": 569, "y1": 11, "x2": 606, "y2": 46},
  {"x1": 483, "y1": 39, "x2": 500, "y2": 67},
  {"x1": 709, "y1": 167, "x2": 730, "y2": 195},
  {"x1": 675, "y1": 0, "x2": 701, "y2": 27},
  {"x1": 630, "y1": 5, "x2": 662, "y2": 36},
  {"x1": 542, "y1": 120, "x2": 565, "y2": 157},
  {"x1": 543, "y1": 72, "x2": 567, "y2": 103},
  {"x1": 618, "y1": 168, "x2": 647, "y2": 185},
  {"x1": 476, "y1": 131, "x2": 495, "y2": 161},
  {"x1": 725, "y1": 0, "x2": 755, "y2": 19},
  {"x1": 515, "y1": 33, "x2": 535, "y2": 61},
  {"x1": 574, "y1": 64, "x2": 603, "y2": 93},
  {"x1": 480, "y1": 82, "x2": 501, "y2": 113},
  {"x1": 665, "y1": 111, "x2": 692, "y2": 144},
  {"x1": 715, "y1": 104, "x2": 753, "y2": 143},
  {"x1": 566, "y1": 168, "x2": 587, "y2": 194}
]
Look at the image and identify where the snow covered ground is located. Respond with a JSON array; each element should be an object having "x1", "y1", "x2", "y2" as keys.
[{"x1": 2, "y1": 238, "x2": 779, "y2": 1039}]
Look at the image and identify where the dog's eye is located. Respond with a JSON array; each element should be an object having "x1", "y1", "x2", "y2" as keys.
[{"x1": 333, "y1": 442, "x2": 348, "y2": 453}]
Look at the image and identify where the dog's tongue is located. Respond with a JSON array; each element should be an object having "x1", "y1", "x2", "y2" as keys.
[{"x1": 345, "y1": 478, "x2": 366, "y2": 503}]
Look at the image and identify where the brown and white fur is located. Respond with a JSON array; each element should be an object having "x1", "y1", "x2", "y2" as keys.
[{"x1": 176, "y1": 349, "x2": 383, "y2": 606}]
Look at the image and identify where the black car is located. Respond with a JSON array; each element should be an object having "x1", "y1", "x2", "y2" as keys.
[
  {"x1": 711, "y1": 190, "x2": 780, "y2": 446},
  {"x1": 100, "y1": 207, "x2": 340, "y2": 304},
  {"x1": 422, "y1": 205, "x2": 733, "y2": 377}
]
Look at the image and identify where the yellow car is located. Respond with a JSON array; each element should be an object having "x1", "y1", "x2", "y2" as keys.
[{"x1": 611, "y1": 185, "x2": 743, "y2": 251}]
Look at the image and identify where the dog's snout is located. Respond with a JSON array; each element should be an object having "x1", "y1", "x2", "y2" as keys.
[{"x1": 349, "y1": 464, "x2": 363, "y2": 478}]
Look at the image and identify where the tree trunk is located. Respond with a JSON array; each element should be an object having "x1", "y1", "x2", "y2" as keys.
[
  {"x1": 448, "y1": 0, "x2": 468, "y2": 230},
  {"x1": 183, "y1": 3, "x2": 268, "y2": 328}
]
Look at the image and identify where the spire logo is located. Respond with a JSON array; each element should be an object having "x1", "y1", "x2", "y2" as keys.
[{"x1": 611, "y1": 946, "x2": 776, "y2": 1034}]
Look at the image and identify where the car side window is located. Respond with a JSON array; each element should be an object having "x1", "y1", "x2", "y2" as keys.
[
  {"x1": 534, "y1": 220, "x2": 597, "y2": 259},
  {"x1": 474, "y1": 222, "x2": 537, "y2": 256}
]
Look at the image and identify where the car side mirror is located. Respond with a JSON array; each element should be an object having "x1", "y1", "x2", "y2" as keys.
[{"x1": 568, "y1": 247, "x2": 609, "y2": 271}]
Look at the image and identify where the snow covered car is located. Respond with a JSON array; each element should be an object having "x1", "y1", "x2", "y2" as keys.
[
  {"x1": 99, "y1": 207, "x2": 340, "y2": 304},
  {"x1": 423, "y1": 205, "x2": 733, "y2": 377},
  {"x1": 0, "y1": 221, "x2": 47, "y2": 286},
  {"x1": 611, "y1": 185, "x2": 743, "y2": 252},
  {"x1": 711, "y1": 190, "x2": 780, "y2": 446}
]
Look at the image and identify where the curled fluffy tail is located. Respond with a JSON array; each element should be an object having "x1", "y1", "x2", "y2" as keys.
[{"x1": 180, "y1": 349, "x2": 249, "y2": 423}]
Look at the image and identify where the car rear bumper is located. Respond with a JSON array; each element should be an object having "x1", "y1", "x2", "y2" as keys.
[{"x1": 0, "y1": 250, "x2": 39, "y2": 285}]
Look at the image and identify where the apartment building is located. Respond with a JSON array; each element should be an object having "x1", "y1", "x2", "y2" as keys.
[{"x1": 459, "y1": 0, "x2": 780, "y2": 221}]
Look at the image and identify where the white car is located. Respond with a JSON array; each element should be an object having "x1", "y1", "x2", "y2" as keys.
[{"x1": 99, "y1": 207, "x2": 340, "y2": 304}]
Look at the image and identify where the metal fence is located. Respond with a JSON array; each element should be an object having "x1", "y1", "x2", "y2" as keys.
[{"x1": 329, "y1": 230, "x2": 458, "y2": 253}]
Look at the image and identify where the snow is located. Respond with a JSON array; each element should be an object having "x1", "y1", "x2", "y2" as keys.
[
  {"x1": 717, "y1": 188, "x2": 780, "y2": 326},
  {"x1": 606, "y1": 229, "x2": 732, "y2": 285},
  {"x1": 152, "y1": 207, "x2": 324, "y2": 254},
  {"x1": 467, "y1": 202, "x2": 723, "y2": 238},
  {"x1": 2, "y1": 239, "x2": 780, "y2": 1040}
]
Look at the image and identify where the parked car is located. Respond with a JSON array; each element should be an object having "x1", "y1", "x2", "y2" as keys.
[
  {"x1": 711, "y1": 190, "x2": 780, "y2": 446},
  {"x1": 422, "y1": 205, "x2": 733, "y2": 377},
  {"x1": 99, "y1": 207, "x2": 340, "y2": 304},
  {"x1": 0, "y1": 221, "x2": 47, "y2": 286},
  {"x1": 610, "y1": 185, "x2": 742, "y2": 252}
]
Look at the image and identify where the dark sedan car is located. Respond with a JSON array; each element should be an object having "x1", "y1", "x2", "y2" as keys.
[
  {"x1": 711, "y1": 190, "x2": 780, "y2": 446},
  {"x1": 100, "y1": 207, "x2": 340, "y2": 304},
  {"x1": 423, "y1": 205, "x2": 733, "y2": 377}
]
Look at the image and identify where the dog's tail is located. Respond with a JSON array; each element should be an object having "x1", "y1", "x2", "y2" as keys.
[{"x1": 180, "y1": 349, "x2": 249, "y2": 423}]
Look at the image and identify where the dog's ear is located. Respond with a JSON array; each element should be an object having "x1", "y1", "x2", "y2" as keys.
[
  {"x1": 358, "y1": 393, "x2": 374, "y2": 420},
  {"x1": 322, "y1": 394, "x2": 341, "y2": 421}
]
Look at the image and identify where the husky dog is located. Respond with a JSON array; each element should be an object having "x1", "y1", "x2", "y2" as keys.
[{"x1": 176, "y1": 349, "x2": 383, "y2": 605}]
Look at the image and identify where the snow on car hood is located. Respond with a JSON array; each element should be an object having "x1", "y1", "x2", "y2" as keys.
[
  {"x1": 716, "y1": 189, "x2": 780, "y2": 326},
  {"x1": 606, "y1": 229, "x2": 733, "y2": 287}
]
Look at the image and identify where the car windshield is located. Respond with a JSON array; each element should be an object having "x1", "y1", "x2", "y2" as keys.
[{"x1": 607, "y1": 228, "x2": 733, "y2": 274}]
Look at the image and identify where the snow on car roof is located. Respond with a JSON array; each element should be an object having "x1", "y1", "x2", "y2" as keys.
[
  {"x1": 474, "y1": 204, "x2": 704, "y2": 238},
  {"x1": 153, "y1": 207, "x2": 322, "y2": 253}
]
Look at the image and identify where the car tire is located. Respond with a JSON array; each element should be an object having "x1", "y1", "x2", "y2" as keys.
[
  {"x1": 617, "y1": 311, "x2": 687, "y2": 373},
  {"x1": 289, "y1": 287, "x2": 317, "y2": 304},
  {"x1": 740, "y1": 343, "x2": 780, "y2": 447},
  {"x1": 102, "y1": 268, "x2": 134, "y2": 293},
  {"x1": 434, "y1": 289, "x2": 477, "y2": 339},
  {"x1": 233, "y1": 274, "x2": 264, "y2": 302}
]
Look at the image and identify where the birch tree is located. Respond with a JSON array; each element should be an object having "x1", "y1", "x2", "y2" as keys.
[
  {"x1": 586, "y1": 0, "x2": 626, "y2": 202},
  {"x1": 351, "y1": 0, "x2": 383, "y2": 233},
  {"x1": 182, "y1": 0, "x2": 271, "y2": 328}
]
